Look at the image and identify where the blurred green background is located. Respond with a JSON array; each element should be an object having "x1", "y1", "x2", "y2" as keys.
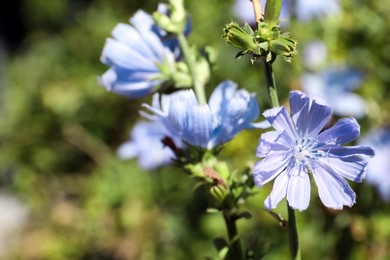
[{"x1": 0, "y1": 0, "x2": 389, "y2": 259}]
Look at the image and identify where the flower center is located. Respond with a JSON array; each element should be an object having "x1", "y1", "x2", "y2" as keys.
[{"x1": 293, "y1": 138, "x2": 318, "y2": 164}]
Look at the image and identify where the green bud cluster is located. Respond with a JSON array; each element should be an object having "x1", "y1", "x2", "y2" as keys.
[
  {"x1": 222, "y1": 21, "x2": 297, "y2": 63},
  {"x1": 153, "y1": 0, "x2": 186, "y2": 34},
  {"x1": 222, "y1": 23, "x2": 258, "y2": 55}
]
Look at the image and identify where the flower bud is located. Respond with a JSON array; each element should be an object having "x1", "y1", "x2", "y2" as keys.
[
  {"x1": 223, "y1": 22, "x2": 257, "y2": 53},
  {"x1": 210, "y1": 185, "x2": 230, "y2": 204},
  {"x1": 269, "y1": 37, "x2": 297, "y2": 62},
  {"x1": 223, "y1": 20, "x2": 297, "y2": 63}
]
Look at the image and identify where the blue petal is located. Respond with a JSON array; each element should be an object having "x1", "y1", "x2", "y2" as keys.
[
  {"x1": 309, "y1": 161, "x2": 356, "y2": 209},
  {"x1": 159, "y1": 93, "x2": 174, "y2": 114},
  {"x1": 289, "y1": 90, "x2": 310, "y2": 123},
  {"x1": 117, "y1": 121, "x2": 175, "y2": 170},
  {"x1": 207, "y1": 81, "x2": 261, "y2": 147},
  {"x1": 264, "y1": 171, "x2": 289, "y2": 210},
  {"x1": 167, "y1": 97, "x2": 189, "y2": 134},
  {"x1": 317, "y1": 117, "x2": 360, "y2": 145},
  {"x1": 231, "y1": 90, "x2": 260, "y2": 125},
  {"x1": 111, "y1": 23, "x2": 156, "y2": 60},
  {"x1": 256, "y1": 131, "x2": 292, "y2": 157},
  {"x1": 286, "y1": 163, "x2": 311, "y2": 211},
  {"x1": 130, "y1": 10, "x2": 154, "y2": 30},
  {"x1": 253, "y1": 151, "x2": 293, "y2": 187},
  {"x1": 250, "y1": 120, "x2": 271, "y2": 129},
  {"x1": 208, "y1": 80, "x2": 237, "y2": 116},
  {"x1": 101, "y1": 39, "x2": 157, "y2": 71},
  {"x1": 212, "y1": 89, "x2": 259, "y2": 145},
  {"x1": 99, "y1": 67, "x2": 160, "y2": 95},
  {"x1": 100, "y1": 71, "x2": 158, "y2": 98},
  {"x1": 263, "y1": 107, "x2": 298, "y2": 140},
  {"x1": 117, "y1": 141, "x2": 138, "y2": 159},
  {"x1": 130, "y1": 10, "x2": 166, "y2": 61},
  {"x1": 165, "y1": 90, "x2": 213, "y2": 148},
  {"x1": 290, "y1": 91, "x2": 331, "y2": 138},
  {"x1": 318, "y1": 156, "x2": 367, "y2": 182},
  {"x1": 318, "y1": 145, "x2": 375, "y2": 157},
  {"x1": 186, "y1": 106, "x2": 213, "y2": 149}
]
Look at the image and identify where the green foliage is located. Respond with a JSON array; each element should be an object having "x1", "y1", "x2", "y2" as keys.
[{"x1": 0, "y1": 0, "x2": 389, "y2": 259}]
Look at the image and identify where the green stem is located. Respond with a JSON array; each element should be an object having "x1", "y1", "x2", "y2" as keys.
[
  {"x1": 261, "y1": 59, "x2": 280, "y2": 108},
  {"x1": 287, "y1": 205, "x2": 301, "y2": 260},
  {"x1": 177, "y1": 33, "x2": 207, "y2": 105},
  {"x1": 223, "y1": 211, "x2": 245, "y2": 260},
  {"x1": 261, "y1": 59, "x2": 301, "y2": 260}
]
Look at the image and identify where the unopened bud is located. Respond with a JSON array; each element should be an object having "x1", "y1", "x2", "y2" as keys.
[
  {"x1": 269, "y1": 37, "x2": 297, "y2": 62},
  {"x1": 223, "y1": 22, "x2": 257, "y2": 53},
  {"x1": 210, "y1": 185, "x2": 229, "y2": 204}
]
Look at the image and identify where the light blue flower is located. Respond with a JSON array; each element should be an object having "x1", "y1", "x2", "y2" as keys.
[
  {"x1": 302, "y1": 40, "x2": 327, "y2": 70},
  {"x1": 232, "y1": 0, "x2": 290, "y2": 24},
  {"x1": 253, "y1": 91, "x2": 374, "y2": 211},
  {"x1": 99, "y1": 4, "x2": 182, "y2": 98},
  {"x1": 232, "y1": 0, "x2": 339, "y2": 24},
  {"x1": 301, "y1": 67, "x2": 367, "y2": 118},
  {"x1": 117, "y1": 121, "x2": 183, "y2": 170},
  {"x1": 359, "y1": 128, "x2": 390, "y2": 201},
  {"x1": 295, "y1": 0, "x2": 340, "y2": 22},
  {"x1": 143, "y1": 80, "x2": 269, "y2": 149}
]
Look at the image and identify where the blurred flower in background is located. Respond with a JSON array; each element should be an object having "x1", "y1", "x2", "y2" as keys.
[
  {"x1": 232, "y1": 0, "x2": 290, "y2": 24},
  {"x1": 254, "y1": 91, "x2": 374, "y2": 211},
  {"x1": 143, "y1": 80, "x2": 267, "y2": 149},
  {"x1": 302, "y1": 40, "x2": 328, "y2": 70},
  {"x1": 295, "y1": 0, "x2": 340, "y2": 21},
  {"x1": 0, "y1": 193, "x2": 28, "y2": 257},
  {"x1": 99, "y1": 4, "x2": 185, "y2": 98},
  {"x1": 359, "y1": 128, "x2": 390, "y2": 202},
  {"x1": 232, "y1": 0, "x2": 339, "y2": 24},
  {"x1": 117, "y1": 120, "x2": 183, "y2": 170},
  {"x1": 0, "y1": 0, "x2": 389, "y2": 258},
  {"x1": 117, "y1": 121, "x2": 183, "y2": 170},
  {"x1": 301, "y1": 67, "x2": 367, "y2": 118}
]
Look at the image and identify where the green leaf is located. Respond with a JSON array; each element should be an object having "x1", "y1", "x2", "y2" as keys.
[{"x1": 264, "y1": 0, "x2": 282, "y2": 25}]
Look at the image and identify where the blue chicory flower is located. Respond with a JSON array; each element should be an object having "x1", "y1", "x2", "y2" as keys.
[
  {"x1": 232, "y1": 0, "x2": 339, "y2": 24},
  {"x1": 301, "y1": 67, "x2": 367, "y2": 118},
  {"x1": 143, "y1": 80, "x2": 269, "y2": 150},
  {"x1": 295, "y1": 0, "x2": 340, "y2": 22},
  {"x1": 302, "y1": 40, "x2": 328, "y2": 70},
  {"x1": 253, "y1": 91, "x2": 374, "y2": 211},
  {"x1": 359, "y1": 128, "x2": 390, "y2": 201},
  {"x1": 99, "y1": 4, "x2": 183, "y2": 98},
  {"x1": 232, "y1": 0, "x2": 290, "y2": 25},
  {"x1": 117, "y1": 120, "x2": 183, "y2": 170}
]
